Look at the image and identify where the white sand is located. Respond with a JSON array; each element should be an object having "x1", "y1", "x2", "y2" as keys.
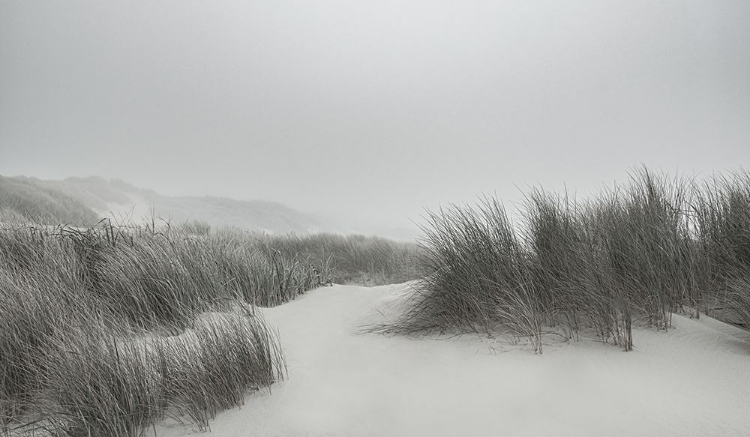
[{"x1": 153, "y1": 283, "x2": 750, "y2": 437}]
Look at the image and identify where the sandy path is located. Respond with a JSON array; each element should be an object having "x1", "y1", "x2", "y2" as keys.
[{"x1": 154, "y1": 283, "x2": 750, "y2": 437}]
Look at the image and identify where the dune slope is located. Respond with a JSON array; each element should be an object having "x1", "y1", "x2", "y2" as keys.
[{"x1": 154, "y1": 283, "x2": 750, "y2": 437}]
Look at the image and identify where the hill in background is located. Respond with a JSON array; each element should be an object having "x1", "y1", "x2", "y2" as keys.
[
  {"x1": 0, "y1": 175, "x2": 100, "y2": 225},
  {"x1": 0, "y1": 175, "x2": 421, "y2": 239},
  {"x1": 0, "y1": 175, "x2": 328, "y2": 234}
]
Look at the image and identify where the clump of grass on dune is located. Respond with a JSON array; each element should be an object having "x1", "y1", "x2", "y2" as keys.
[
  {"x1": 0, "y1": 225, "x2": 94, "y2": 432},
  {"x1": 605, "y1": 170, "x2": 698, "y2": 328},
  {"x1": 68, "y1": 227, "x2": 209, "y2": 330},
  {"x1": 52, "y1": 223, "x2": 334, "y2": 330},
  {"x1": 1, "y1": 216, "x2": 420, "y2": 434},
  {"x1": 0, "y1": 275, "x2": 52, "y2": 432},
  {"x1": 0, "y1": 221, "x2": 293, "y2": 436},
  {"x1": 522, "y1": 188, "x2": 632, "y2": 349},
  {"x1": 162, "y1": 310, "x2": 285, "y2": 431},
  {"x1": 255, "y1": 232, "x2": 424, "y2": 286},
  {"x1": 176, "y1": 227, "x2": 331, "y2": 306},
  {"x1": 384, "y1": 167, "x2": 750, "y2": 354},
  {"x1": 34, "y1": 311, "x2": 284, "y2": 436},
  {"x1": 37, "y1": 322, "x2": 164, "y2": 437},
  {"x1": 694, "y1": 171, "x2": 750, "y2": 326},
  {"x1": 378, "y1": 197, "x2": 544, "y2": 353}
]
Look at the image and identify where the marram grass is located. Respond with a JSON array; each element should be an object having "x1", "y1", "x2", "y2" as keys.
[
  {"x1": 381, "y1": 168, "x2": 750, "y2": 354},
  {"x1": 0, "y1": 219, "x2": 421, "y2": 436}
]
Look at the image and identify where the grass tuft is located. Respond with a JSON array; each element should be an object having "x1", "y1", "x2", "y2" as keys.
[
  {"x1": 383, "y1": 167, "x2": 750, "y2": 353},
  {"x1": 0, "y1": 217, "x2": 419, "y2": 435}
]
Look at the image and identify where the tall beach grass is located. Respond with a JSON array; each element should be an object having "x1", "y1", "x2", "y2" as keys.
[
  {"x1": 385, "y1": 168, "x2": 750, "y2": 354},
  {"x1": 0, "y1": 223, "x2": 291, "y2": 436},
  {"x1": 0, "y1": 217, "x2": 422, "y2": 435}
]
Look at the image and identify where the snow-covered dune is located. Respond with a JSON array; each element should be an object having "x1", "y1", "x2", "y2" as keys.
[{"x1": 154, "y1": 283, "x2": 750, "y2": 437}]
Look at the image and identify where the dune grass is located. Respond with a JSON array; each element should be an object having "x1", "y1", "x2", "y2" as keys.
[
  {"x1": 9, "y1": 166, "x2": 745, "y2": 434},
  {"x1": 29, "y1": 309, "x2": 284, "y2": 437},
  {"x1": 254, "y1": 232, "x2": 424, "y2": 286},
  {"x1": 0, "y1": 223, "x2": 292, "y2": 436},
  {"x1": 0, "y1": 218, "x2": 421, "y2": 436},
  {"x1": 385, "y1": 168, "x2": 750, "y2": 354}
]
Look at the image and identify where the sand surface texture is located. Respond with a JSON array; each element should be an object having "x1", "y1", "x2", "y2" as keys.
[{"x1": 154, "y1": 283, "x2": 750, "y2": 437}]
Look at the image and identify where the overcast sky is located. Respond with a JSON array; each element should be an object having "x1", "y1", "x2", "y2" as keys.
[{"x1": 1, "y1": 1, "x2": 749, "y2": 235}]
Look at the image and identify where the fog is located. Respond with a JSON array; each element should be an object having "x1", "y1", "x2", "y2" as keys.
[{"x1": 1, "y1": 1, "x2": 749, "y2": 236}]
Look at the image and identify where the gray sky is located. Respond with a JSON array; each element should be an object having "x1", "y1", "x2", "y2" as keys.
[{"x1": 1, "y1": 0, "x2": 749, "y2": 235}]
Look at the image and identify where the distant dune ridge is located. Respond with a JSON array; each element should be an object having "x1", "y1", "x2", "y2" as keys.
[
  {"x1": 0, "y1": 175, "x2": 336, "y2": 234},
  {"x1": 0, "y1": 175, "x2": 100, "y2": 225}
]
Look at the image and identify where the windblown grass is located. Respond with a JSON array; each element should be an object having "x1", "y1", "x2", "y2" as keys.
[
  {"x1": 0, "y1": 222, "x2": 298, "y2": 436},
  {"x1": 384, "y1": 167, "x2": 750, "y2": 354},
  {"x1": 382, "y1": 198, "x2": 543, "y2": 350},
  {"x1": 693, "y1": 171, "x2": 750, "y2": 325},
  {"x1": 253, "y1": 232, "x2": 424, "y2": 286},
  {"x1": 161, "y1": 310, "x2": 285, "y2": 431},
  {"x1": 0, "y1": 217, "x2": 420, "y2": 435},
  {"x1": 32, "y1": 310, "x2": 284, "y2": 437}
]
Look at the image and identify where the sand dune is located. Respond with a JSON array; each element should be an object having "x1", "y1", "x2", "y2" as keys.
[{"x1": 153, "y1": 283, "x2": 750, "y2": 437}]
